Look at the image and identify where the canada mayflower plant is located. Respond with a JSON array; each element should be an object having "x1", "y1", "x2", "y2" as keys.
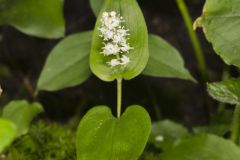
[
  {"x1": 99, "y1": 11, "x2": 133, "y2": 69},
  {"x1": 77, "y1": 1, "x2": 151, "y2": 159}
]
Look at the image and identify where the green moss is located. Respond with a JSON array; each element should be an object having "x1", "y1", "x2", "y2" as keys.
[{"x1": 7, "y1": 121, "x2": 76, "y2": 160}]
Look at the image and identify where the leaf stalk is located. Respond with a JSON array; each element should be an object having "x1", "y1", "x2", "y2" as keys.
[
  {"x1": 176, "y1": 0, "x2": 208, "y2": 81},
  {"x1": 231, "y1": 105, "x2": 240, "y2": 143},
  {"x1": 117, "y1": 77, "x2": 122, "y2": 118}
]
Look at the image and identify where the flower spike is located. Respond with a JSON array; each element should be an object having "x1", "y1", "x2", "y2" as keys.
[{"x1": 99, "y1": 11, "x2": 133, "y2": 68}]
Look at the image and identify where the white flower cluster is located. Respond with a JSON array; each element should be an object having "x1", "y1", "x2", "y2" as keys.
[{"x1": 99, "y1": 11, "x2": 133, "y2": 68}]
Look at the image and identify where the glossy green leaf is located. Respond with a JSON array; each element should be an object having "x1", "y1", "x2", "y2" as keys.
[
  {"x1": 143, "y1": 34, "x2": 196, "y2": 82},
  {"x1": 161, "y1": 134, "x2": 240, "y2": 160},
  {"x1": 90, "y1": 0, "x2": 104, "y2": 16},
  {"x1": 194, "y1": 0, "x2": 240, "y2": 68},
  {"x1": 90, "y1": 0, "x2": 149, "y2": 81},
  {"x1": 37, "y1": 31, "x2": 92, "y2": 92},
  {"x1": 0, "y1": 119, "x2": 17, "y2": 153},
  {"x1": 2, "y1": 100, "x2": 44, "y2": 137},
  {"x1": 149, "y1": 120, "x2": 189, "y2": 151},
  {"x1": 0, "y1": 0, "x2": 65, "y2": 38},
  {"x1": 76, "y1": 105, "x2": 151, "y2": 160},
  {"x1": 207, "y1": 78, "x2": 240, "y2": 105}
]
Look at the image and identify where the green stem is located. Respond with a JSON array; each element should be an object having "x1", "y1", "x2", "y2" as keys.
[
  {"x1": 231, "y1": 105, "x2": 240, "y2": 143},
  {"x1": 218, "y1": 66, "x2": 230, "y2": 112},
  {"x1": 117, "y1": 78, "x2": 122, "y2": 118},
  {"x1": 176, "y1": 0, "x2": 208, "y2": 81}
]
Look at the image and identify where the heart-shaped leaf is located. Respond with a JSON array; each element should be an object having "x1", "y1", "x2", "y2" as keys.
[
  {"x1": 143, "y1": 34, "x2": 196, "y2": 82},
  {"x1": 76, "y1": 105, "x2": 151, "y2": 160},
  {"x1": 149, "y1": 120, "x2": 189, "y2": 151},
  {"x1": 37, "y1": 31, "x2": 92, "y2": 92},
  {"x1": 194, "y1": 0, "x2": 240, "y2": 68},
  {"x1": 90, "y1": 0, "x2": 104, "y2": 16},
  {"x1": 207, "y1": 78, "x2": 240, "y2": 105},
  {"x1": 0, "y1": 0, "x2": 65, "y2": 38},
  {"x1": 161, "y1": 134, "x2": 240, "y2": 160},
  {"x1": 2, "y1": 100, "x2": 44, "y2": 137},
  {"x1": 90, "y1": 0, "x2": 149, "y2": 81},
  {"x1": 0, "y1": 119, "x2": 17, "y2": 153}
]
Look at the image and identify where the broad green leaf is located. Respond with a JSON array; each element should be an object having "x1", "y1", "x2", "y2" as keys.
[
  {"x1": 209, "y1": 109, "x2": 233, "y2": 136},
  {"x1": 0, "y1": 119, "x2": 17, "y2": 153},
  {"x1": 76, "y1": 105, "x2": 151, "y2": 160},
  {"x1": 149, "y1": 120, "x2": 189, "y2": 151},
  {"x1": 0, "y1": 0, "x2": 65, "y2": 38},
  {"x1": 193, "y1": 125, "x2": 230, "y2": 137},
  {"x1": 193, "y1": 111, "x2": 233, "y2": 137},
  {"x1": 194, "y1": 0, "x2": 240, "y2": 68},
  {"x1": 161, "y1": 134, "x2": 240, "y2": 160},
  {"x1": 90, "y1": 0, "x2": 104, "y2": 16},
  {"x1": 194, "y1": 109, "x2": 233, "y2": 136},
  {"x1": 90, "y1": 0, "x2": 149, "y2": 81},
  {"x1": 37, "y1": 31, "x2": 92, "y2": 92},
  {"x1": 207, "y1": 78, "x2": 240, "y2": 105},
  {"x1": 2, "y1": 100, "x2": 44, "y2": 137},
  {"x1": 143, "y1": 34, "x2": 196, "y2": 82}
]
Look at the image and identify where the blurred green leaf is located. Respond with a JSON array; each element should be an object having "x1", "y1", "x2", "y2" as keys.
[
  {"x1": 90, "y1": 0, "x2": 149, "y2": 81},
  {"x1": 37, "y1": 31, "x2": 92, "y2": 92},
  {"x1": 2, "y1": 100, "x2": 44, "y2": 137},
  {"x1": 194, "y1": 125, "x2": 229, "y2": 137},
  {"x1": 207, "y1": 78, "x2": 240, "y2": 105},
  {"x1": 90, "y1": 0, "x2": 104, "y2": 16},
  {"x1": 209, "y1": 108, "x2": 233, "y2": 136},
  {"x1": 0, "y1": 0, "x2": 65, "y2": 38},
  {"x1": 149, "y1": 120, "x2": 189, "y2": 151},
  {"x1": 143, "y1": 34, "x2": 196, "y2": 82},
  {"x1": 194, "y1": 0, "x2": 240, "y2": 68},
  {"x1": 161, "y1": 134, "x2": 240, "y2": 160},
  {"x1": 76, "y1": 105, "x2": 151, "y2": 160},
  {"x1": 0, "y1": 118, "x2": 17, "y2": 153},
  {"x1": 194, "y1": 109, "x2": 233, "y2": 136}
]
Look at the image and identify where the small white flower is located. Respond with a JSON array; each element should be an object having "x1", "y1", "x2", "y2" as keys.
[
  {"x1": 102, "y1": 12, "x2": 109, "y2": 18},
  {"x1": 120, "y1": 43, "x2": 132, "y2": 52},
  {"x1": 120, "y1": 55, "x2": 130, "y2": 65},
  {"x1": 99, "y1": 27, "x2": 114, "y2": 40},
  {"x1": 107, "y1": 59, "x2": 121, "y2": 67},
  {"x1": 109, "y1": 18, "x2": 120, "y2": 29},
  {"x1": 102, "y1": 43, "x2": 120, "y2": 56},
  {"x1": 102, "y1": 12, "x2": 121, "y2": 30},
  {"x1": 110, "y1": 11, "x2": 116, "y2": 17},
  {"x1": 113, "y1": 34, "x2": 124, "y2": 44},
  {"x1": 117, "y1": 28, "x2": 128, "y2": 37}
]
